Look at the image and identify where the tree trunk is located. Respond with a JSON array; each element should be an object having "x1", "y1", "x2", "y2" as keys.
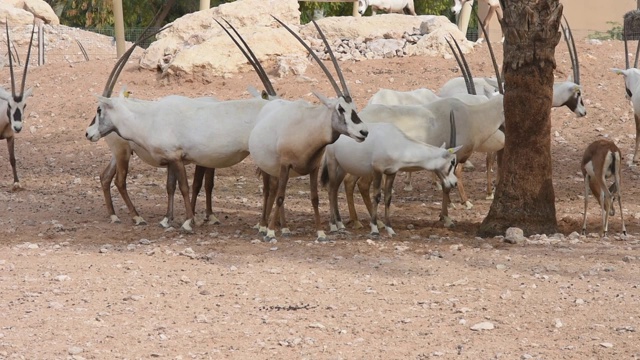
[
  {"x1": 478, "y1": 0, "x2": 562, "y2": 237},
  {"x1": 153, "y1": 0, "x2": 177, "y2": 28}
]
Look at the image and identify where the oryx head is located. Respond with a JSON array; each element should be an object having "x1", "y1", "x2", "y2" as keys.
[
  {"x1": 619, "y1": 21, "x2": 640, "y2": 100},
  {"x1": 273, "y1": 17, "x2": 368, "y2": 142},
  {"x1": 1, "y1": 22, "x2": 35, "y2": 134},
  {"x1": 86, "y1": 26, "x2": 169, "y2": 142},
  {"x1": 434, "y1": 110, "x2": 462, "y2": 189},
  {"x1": 357, "y1": 0, "x2": 369, "y2": 15},
  {"x1": 560, "y1": 15, "x2": 586, "y2": 117}
]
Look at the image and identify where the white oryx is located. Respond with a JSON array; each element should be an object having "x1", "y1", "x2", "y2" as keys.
[
  {"x1": 86, "y1": 20, "x2": 279, "y2": 232},
  {"x1": 0, "y1": 22, "x2": 35, "y2": 191},
  {"x1": 358, "y1": 0, "x2": 416, "y2": 15},
  {"x1": 248, "y1": 18, "x2": 368, "y2": 242},
  {"x1": 580, "y1": 139, "x2": 626, "y2": 237},
  {"x1": 611, "y1": 21, "x2": 640, "y2": 163},
  {"x1": 321, "y1": 116, "x2": 461, "y2": 237}
]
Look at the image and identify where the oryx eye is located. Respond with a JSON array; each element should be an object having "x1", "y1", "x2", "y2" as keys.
[
  {"x1": 96, "y1": 107, "x2": 102, "y2": 115},
  {"x1": 338, "y1": 105, "x2": 345, "y2": 114}
]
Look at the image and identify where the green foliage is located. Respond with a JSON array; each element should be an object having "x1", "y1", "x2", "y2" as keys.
[{"x1": 588, "y1": 21, "x2": 623, "y2": 40}]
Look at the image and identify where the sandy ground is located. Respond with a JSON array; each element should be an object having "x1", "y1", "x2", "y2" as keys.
[{"x1": 1, "y1": 30, "x2": 640, "y2": 359}]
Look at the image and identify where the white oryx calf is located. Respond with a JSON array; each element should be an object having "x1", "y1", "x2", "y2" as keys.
[
  {"x1": 581, "y1": 139, "x2": 626, "y2": 237},
  {"x1": 249, "y1": 18, "x2": 368, "y2": 242},
  {"x1": 358, "y1": 0, "x2": 416, "y2": 15},
  {"x1": 0, "y1": 22, "x2": 35, "y2": 190},
  {"x1": 322, "y1": 119, "x2": 461, "y2": 237}
]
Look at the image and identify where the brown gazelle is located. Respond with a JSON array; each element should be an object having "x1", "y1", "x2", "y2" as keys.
[
  {"x1": 0, "y1": 21, "x2": 35, "y2": 190},
  {"x1": 580, "y1": 139, "x2": 626, "y2": 237}
]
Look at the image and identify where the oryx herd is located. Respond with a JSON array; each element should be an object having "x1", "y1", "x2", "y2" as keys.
[{"x1": 0, "y1": 12, "x2": 633, "y2": 240}]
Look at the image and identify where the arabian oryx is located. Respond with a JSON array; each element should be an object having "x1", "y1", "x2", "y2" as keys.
[
  {"x1": 581, "y1": 139, "x2": 626, "y2": 237},
  {"x1": 611, "y1": 20, "x2": 640, "y2": 163},
  {"x1": 321, "y1": 114, "x2": 462, "y2": 237},
  {"x1": 86, "y1": 20, "x2": 279, "y2": 232},
  {"x1": 358, "y1": 0, "x2": 416, "y2": 16},
  {"x1": 248, "y1": 18, "x2": 368, "y2": 242},
  {"x1": 0, "y1": 22, "x2": 35, "y2": 191},
  {"x1": 451, "y1": 0, "x2": 503, "y2": 44}
]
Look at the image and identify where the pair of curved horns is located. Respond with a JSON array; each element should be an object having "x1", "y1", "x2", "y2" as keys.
[
  {"x1": 445, "y1": 35, "x2": 476, "y2": 95},
  {"x1": 449, "y1": 110, "x2": 457, "y2": 148},
  {"x1": 214, "y1": 18, "x2": 276, "y2": 97},
  {"x1": 560, "y1": 15, "x2": 580, "y2": 85},
  {"x1": 623, "y1": 21, "x2": 640, "y2": 70},
  {"x1": 472, "y1": 9, "x2": 504, "y2": 95},
  {"x1": 102, "y1": 24, "x2": 171, "y2": 98},
  {"x1": 5, "y1": 20, "x2": 35, "y2": 99},
  {"x1": 272, "y1": 16, "x2": 352, "y2": 102}
]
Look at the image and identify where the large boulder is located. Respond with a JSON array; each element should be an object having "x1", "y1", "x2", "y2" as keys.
[
  {"x1": 23, "y1": 0, "x2": 60, "y2": 25},
  {"x1": 0, "y1": 3, "x2": 34, "y2": 26},
  {"x1": 0, "y1": 0, "x2": 59, "y2": 25}
]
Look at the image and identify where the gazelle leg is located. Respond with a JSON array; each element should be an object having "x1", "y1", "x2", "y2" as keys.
[
  {"x1": 161, "y1": 164, "x2": 178, "y2": 229},
  {"x1": 600, "y1": 191, "x2": 609, "y2": 237},
  {"x1": 383, "y1": 173, "x2": 397, "y2": 237},
  {"x1": 581, "y1": 175, "x2": 589, "y2": 235},
  {"x1": 6, "y1": 137, "x2": 20, "y2": 191},
  {"x1": 344, "y1": 174, "x2": 363, "y2": 229},
  {"x1": 172, "y1": 162, "x2": 195, "y2": 232},
  {"x1": 615, "y1": 181, "x2": 627, "y2": 235},
  {"x1": 309, "y1": 167, "x2": 327, "y2": 241},
  {"x1": 454, "y1": 163, "x2": 473, "y2": 209},
  {"x1": 266, "y1": 166, "x2": 290, "y2": 242},
  {"x1": 369, "y1": 172, "x2": 383, "y2": 236}
]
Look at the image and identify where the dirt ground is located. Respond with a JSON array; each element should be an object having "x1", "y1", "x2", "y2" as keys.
[{"x1": 2, "y1": 31, "x2": 640, "y2": 359}]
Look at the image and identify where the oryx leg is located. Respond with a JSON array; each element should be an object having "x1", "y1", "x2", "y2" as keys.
[
  {"x1": 634, "y1": 114, "x2": 640, "y2": 163},
  {"x1": 6, "y1": 136, "x2": 21, "y2": 191},
  {"x1": 257, "y1": 171, "x2": 275, "y2": 236},
  {"x1": 357, "y1": 175, "x2": 385, "y2": 229},
  {"x1": 403, "y1": 171, "x2": 413, "y2": 191},
  {"x1": 369, "y1": 172, "x2": 383, "y2": 237},
  {"x1": 344, "y1": 174, "x2": 364, "y2": 229},
  {"x1": 383, "y1": 172, "x2": 397, "y2": 237},
  {"x1": 440, "y1": 185, "x2": 455, "y2": 228},
  {"x1": 265, "y1": 166, "x2": 291, "y2": 241},
  {"x1": 191, "y1": 166, "x2": 219, "y2": 225},
  {"x1": 111, "y1": 152, "x2": 146, "y2": 225},
  {"x1": 160, "y1": 164, "x2": 178, "y2": 229},
  {"x1": 455, "y1": 163, "x2": 473, "y2": 209},
  {"x1": 328, "y1": 167, "x2": 347, "y2": 233},
  {"x1": 486, "y1": 152, "x2": 496, "y2": 200},
  {"x1": 309, "y1": 167, "x2": 327, "y2": 241},
  {"x1": 173, "y1": 162, "x2": 195, "y2": 232}
]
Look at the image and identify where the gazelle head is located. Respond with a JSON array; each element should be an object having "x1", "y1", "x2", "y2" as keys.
[
  {"x1": 1, "y1": 22, "x2": 36, "y2": 134},
  {"x1": 357, "y1": 0, "x2": 369, "y2": 15},
  {"x1": 273, "y1": 17, "x2": 368, "y2": 142},
  {"x1": 86, "y1": 26, "x2": 169, "y2": 142}
]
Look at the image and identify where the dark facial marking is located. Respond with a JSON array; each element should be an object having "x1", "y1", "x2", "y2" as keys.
[
  {"x1": 562, "y1": 91, "x2": 581, "y2": 112},
  {"x1": 350, "y1": 110, "x2": 362, "y2": 124},
  {"x1": 627, "y1": 87, "x2": 633, "y2": 98}
]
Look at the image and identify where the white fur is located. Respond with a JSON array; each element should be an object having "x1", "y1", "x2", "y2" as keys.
[
  {"x1": 612, "y1": 68, "x2": 640, "y2": 162},
  {"x1": 358, "y1": 0, "x2": 416, "y2": 15},
  {"x1": 248, "y1": 91, "x2": 368, "y2": 242},
  {"x1": 0, "y1": 86, "x2": 33, "y2": 190},
  {"x1": 322, "y1": 122, "x2": 461, "y2": 236}
]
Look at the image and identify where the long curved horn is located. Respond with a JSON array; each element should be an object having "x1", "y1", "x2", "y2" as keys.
[
  {"x1": 473, "y1": 9, "x2": 504, "y2": 94},
  {"x1": 19, "y1": 20, "x2": 36, "y2": 97},
  {"x1": 102, "y1": 25, "x2": 170, "y2": 97},
  {"x1": 445, "y1": 35, "x2": 476, "y2": 95},
  {"x1": 215, "y1": 18, "x2": 276, "y2": 97},
  {"x1": 560, "y1": 16, "x2": 580, "y2": 85},
  {"x1": 625, "y1": 23, "x2": 630, "y2": 69},
  {"x1": 310, "y1": 20, "x2": 351, "y2": 101},
  {"x1": 449, "y1": 110, "x2": 456, "y2": 148},
  {"x1": 5, "y1": 22, "x2": 16, "y2": 98},
  {"x1": 271, "y1": 16, "x2": 344, "y2": 98}
]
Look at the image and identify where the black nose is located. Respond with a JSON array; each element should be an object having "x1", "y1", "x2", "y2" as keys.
[{"x1": 360, "y1": 130, "x2": 368, "y2": 137}]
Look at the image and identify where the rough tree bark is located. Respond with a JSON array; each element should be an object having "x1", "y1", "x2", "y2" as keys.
[{"x1": 478, "y1": 0, "x2": 563, "y2": 237}]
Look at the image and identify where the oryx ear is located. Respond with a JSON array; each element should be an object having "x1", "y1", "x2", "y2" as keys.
[
  {"x1": 566, "y1": 74, "x2": 574, "y2": 83},
  {"x1": 312, "y1": 90, "x2": 332, "y2": 107},
  {"x1": 118, "y1": 86, "x2": 128, "y2": 98},
  {"x1": 483, "y1": 77, "x2": 500, "y2": 89},
  {"x1": 247, "y1": 85, "x2": 261, "y2": 98},
  {"x1": 447, "y1": 145, "x2": 464, "y2": 154},
  {"x1": 96, "y1": 96, "x2": 113, "y2": 108},
  {"x1": 573, "y1": 85, "x2": 581, "y2": 93},
  {"x1": 0, "y1": 87, "x2": 10, "y2": 101},
  {"x1": 440, "y1": 142, "x2": 447, "y2": 149},
  {"x1": 23, "y1": 87, "x2": 34, "y2": 99}
]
